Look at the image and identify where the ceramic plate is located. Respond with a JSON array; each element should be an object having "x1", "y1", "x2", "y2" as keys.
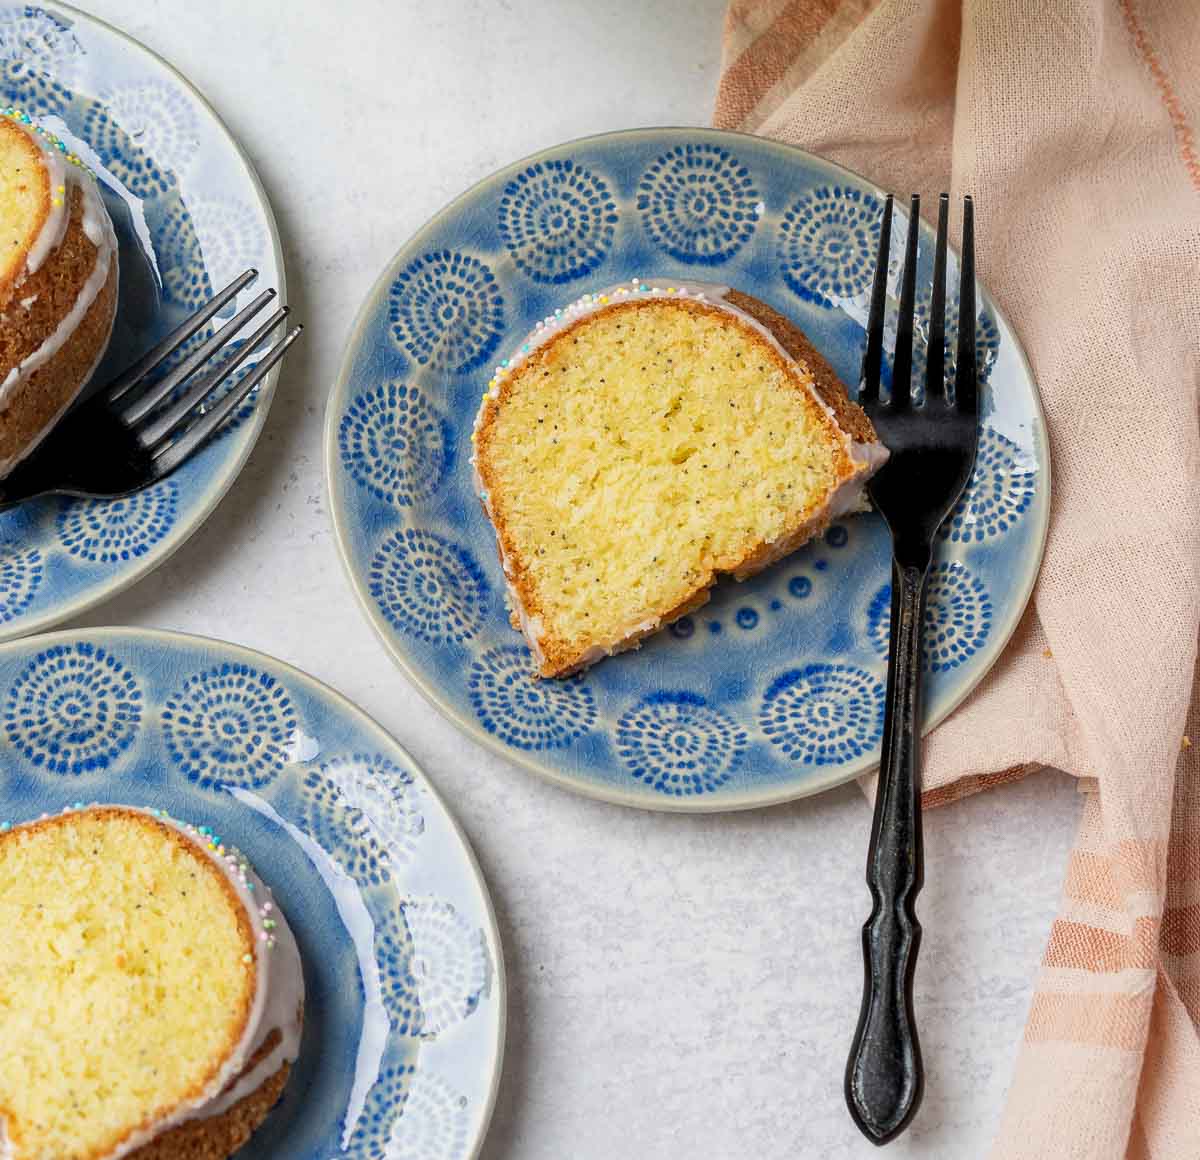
[
  {"x1": 326, "y1": 128, "x2": 1049, "y2": 812},
  {"x1": 0, "y1": 628, "x2": 504, "y2": 1159},
  {"x1": 0, "y1": 3, "x2": 283, "y2": 638}
]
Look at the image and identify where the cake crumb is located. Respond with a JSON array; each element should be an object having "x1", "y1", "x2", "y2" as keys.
[
  {"x1": 1183, "y1": 736, "x2": 1192, "y2": 750},
  {"x1": 1042, "y1": 647, "x2": 1053, "y2": 658}
]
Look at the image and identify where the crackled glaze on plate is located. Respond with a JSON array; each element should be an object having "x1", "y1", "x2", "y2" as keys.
[
  {"x1": 326, "y1": 128, "x2": 1050, "y2": 812},
  {"x1": 0, "y1": 3, "x2": 283, "y2": 638},
  {"x1": 0, "y1": 628, "x2": 504, "y2": 1159}
]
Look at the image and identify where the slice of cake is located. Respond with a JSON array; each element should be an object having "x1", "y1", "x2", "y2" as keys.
[
  {"x1": 0, "y1": 106, "x2": 119, "y2": 477},
  {"x1": 0, "y1": 804, "x2": 304, "y2": 1160},
  {"x1": 472, "y1": 281, "x2": 887, "y2": 677}
]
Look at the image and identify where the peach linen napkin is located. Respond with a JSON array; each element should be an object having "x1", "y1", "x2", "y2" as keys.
[{"x1": 715, "y1": 1, "x2": 1200, "y2": 1156}]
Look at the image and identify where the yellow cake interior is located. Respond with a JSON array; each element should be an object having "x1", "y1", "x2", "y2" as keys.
[
  {"x1": 0, "y1": 119, "x2": 48, "y2": 296},
  {"x1": 0, "y1": 809, "x2": 255, "y2": 1160},
  {"x1": 476, "y1": 298, "x2": 859, "y2": 673}
]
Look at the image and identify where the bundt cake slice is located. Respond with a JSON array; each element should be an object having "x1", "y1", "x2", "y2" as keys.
[
  {"x1": 472, "y1": 281, "x2": 887, "y2": 677},
  {"x1": 0, "y1": 107, "x2": 118, "y2": 477},
  {"x1": 0, "y1": 805, "x2": 303, "y2": 1160}
]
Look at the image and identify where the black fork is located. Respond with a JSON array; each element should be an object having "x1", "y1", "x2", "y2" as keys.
[
  {"x1": 0, "y1": 270, "x2": 302, "y2": 508},
  {"x1": 844, "y1": 193, "x2": 978, "y2": 1144}
]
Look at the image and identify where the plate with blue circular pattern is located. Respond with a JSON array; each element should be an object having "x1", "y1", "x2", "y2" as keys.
[
  {"x1": 0, "y1": 627, "x2": 504, "y2": 1159},
  {"x1": 0, "y1": 3, "x2": 284, "y2": 639},
  {"x1": 326, "y1": 128, "x2": 1049, "y2": 812}
]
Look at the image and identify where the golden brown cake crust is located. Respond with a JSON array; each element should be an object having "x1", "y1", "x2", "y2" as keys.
[
  {"x1": 0, "y1": 183, "x2": 118, "y2": 473},
  {"x1": 0, "y1": 806, "x2": 260, "y2": 1157},
  {"x1": 474, "y1": 291, "x2": 879, "y2": 677}
]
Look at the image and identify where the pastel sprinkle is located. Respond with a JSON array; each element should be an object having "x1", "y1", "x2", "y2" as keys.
[{"x1": 1, "y1": 106, "x2": 95, "y2": 176}]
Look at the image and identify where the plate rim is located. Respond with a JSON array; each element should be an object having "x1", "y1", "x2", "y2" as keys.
[
  {"x1": 0, "y1": 1, "x2": 287, "y2": 642},
  {"x1": 324, "y1": 124, "x2": 1052, "y2": 814},
  {"x1": 0, "y1": 622, "x2": 508, "y2": 1160}
]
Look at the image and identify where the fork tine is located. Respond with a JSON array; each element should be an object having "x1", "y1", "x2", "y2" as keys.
[
  {"x1": 116, "y1": 289, "x2": 276, "y2": 425},
  {"x1": 891, "y1": 193, "x2": 920, "y2": 409},
  {"x1": 135, "y1": 307, "x2": 289, "y2": 448},
  {"x1": 954, "y1": 196, "x2": 977, "y2": 414},
  {"x1": 104, "y1": 269, "x2": 258, "y2": 404},
  {"x1": 859, "y1": 194, "x2": 893, "y2": 404},
  {"x1": 925, "y1": 193, "x2": 949, "y2": 403},
  {"x1": 151, "y1": 326, "x2": 302, "y2": 474}
]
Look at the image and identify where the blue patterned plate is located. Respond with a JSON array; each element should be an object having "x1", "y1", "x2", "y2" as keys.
[
  {"x1": 0, "y1": 627, "x2": 504, "y2": 1159},
  {"x1": 0, "y1": 3, "x2": 283, "y2": 638},
  {"x1": 326, "y1": 129, "x2": 1049, "y2": 811}
]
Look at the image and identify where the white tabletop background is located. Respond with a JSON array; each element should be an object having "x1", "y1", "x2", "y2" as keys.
[{"x1": 70, "y1": 2, "x2": 1081, "y2": 1156}]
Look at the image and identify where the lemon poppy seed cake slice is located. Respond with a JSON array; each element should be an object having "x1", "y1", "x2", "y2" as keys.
[
  {"x1": 0, "y1": 805, "x2": 304, "y2": 1160},
  {"x1": 0, "y1": 107, "x2": 119, "y2": 477},
  {"x1": 472, "y1": 281, "x2": 887, "y2": 677}
]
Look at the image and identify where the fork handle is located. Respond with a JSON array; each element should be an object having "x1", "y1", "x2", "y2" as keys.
[{"x1": 845, "y1": 553, "x2": 929, "y2": 1144}]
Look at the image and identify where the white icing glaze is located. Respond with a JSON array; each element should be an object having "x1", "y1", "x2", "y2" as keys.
[
  {"x1": 22, "y1": 131, "x2": 70, "y2": 278},
  {"x1": 0, "y1": 115, "x2": 119, "y2": 417},
  {"x1": 469, "y1": 279, "x2": 890, "y2": 674},
  {"x1": 0, "y1": 805, "x2": 304, "y2": 1160}
]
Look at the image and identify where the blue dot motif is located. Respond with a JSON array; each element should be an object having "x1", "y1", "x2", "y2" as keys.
[
  {"x1": 378, "y1": 898, "x2": 490, "y2": 1040},
  {"x1": 5, "y1": 643, "x2": 142, "y2": 775},
  {"x1": 374, "y1": 907, "x2": 420, "y2": 1036},
  {"x1": 615, "y1": 691, "x2": 747, "y2": 796},
  {"x1": 340, "y1": 382, "x2": 450, "y2": 506},
  {"x1": 789, "y1": 575, "x2": 812, "y2": 599},
  {"x1": 498, "y1": 159, "x2": 617, "y2": 284},
  {"x1": 300, "y1": 753, "x2": 424, "y2": 887},
  {"x1": 468, "y1": 645, "x2": 595, "y2": 750},
  {"x1": 155, "y1": 200, "x2": 216, "y2": 311},
  {"x1": 669, "y1": 617, "x2": 695, "y2": 639},
  {"x1": 0, "y1": 61, "x2": 72, "y2": 116},
  {"x1": 825, "y1": 525, "x2": 849, "y2": 548},
  {"x1": 0, "y1": 9, "x2": 79, "y2": 114},
  {"x1": 939, "y1": 425, "x2": 1036, "y2": 543},
  {"x1": 924, "y1": 562, "x2": 992, "y2": 671},
  {"x1": 637, "y1": 143, "x2": 760, "y2": 265},
  {"x1": 345, "y1": 1062, "x2": 417, "y2": 1160},
  {"x1": 759, "y1": 663, "x2": 884, "y2": 765},
  {"x1": 779, "y1": 185, "x2": 882, "y2": 307},
  {"x1": 0, "y1": 545, "x2": 42, "y2": 623},
  {"x1": 81, "y1": 101, "x2": 176, "y2": 200},
  {"x1": 370, "y1": 528, "x2": 487, "y2": 645},
  {"x1": 867, "y1": 563, "x2": 992, "y2": 672},
  {"x1": 94, "y1": 79, "x2": 199, "y2": 191},
  {"x1": 383, "y1": 1070, "x2": 470, "y2": 1160},
  {"x1": 57, "y1": 482, "x2": 179, "y2": 565},
  {"x1": 866, "y1": 583, "x2": 892, "y2": 657},
  {"x1": 736, "y1": 607, "x2": 758, "y2": 630},
  {"x1": 161, "y1": 663, "x2": 296, "y2": 790},
  {"x1": 389, "y1": 250, "x2": 504, "y2": 373},
  {"x1": 708, "y1": 621, "x2": 722, "y2": 635}
]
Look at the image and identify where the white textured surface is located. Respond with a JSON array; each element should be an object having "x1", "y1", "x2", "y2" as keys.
[{"x1": 72, "y1": 1, "x2": 1082, "y2": 1156}]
